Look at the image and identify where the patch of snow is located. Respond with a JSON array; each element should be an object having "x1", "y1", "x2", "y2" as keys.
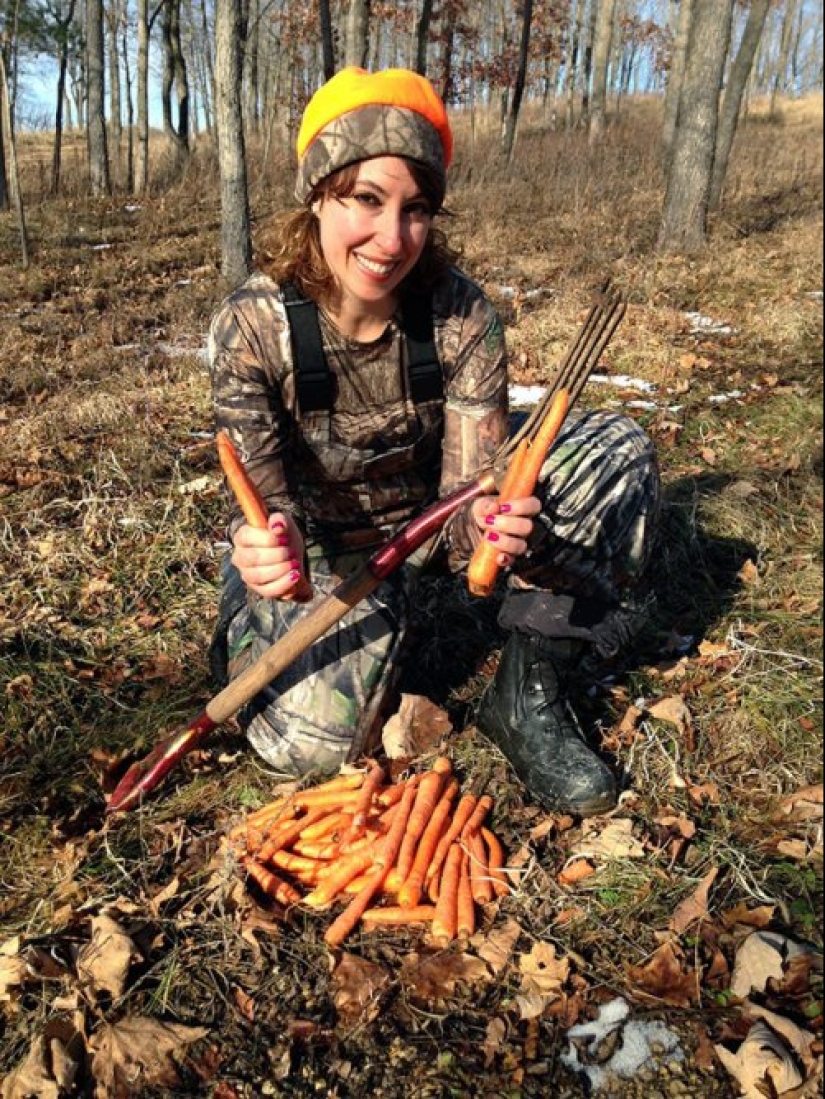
[
  {"x1": 685, "y1": 311, "x2": 737, "y2": 337},
  {"x1": 157, "y1": 341, "x2": 209, "y2": 363},
  {"x1": 509, "y1": 385, "x2": 548, "y2": 408},
  {"x1": 708, "y1": 390, "x2": 744, "y2": 404},
  {"x1": 123, "y1": 204, "x2": 142, "y2": 213},
  {"x1": 625, "y1": 400, "x2": 659, "y2": 411},
  {"x1": 562, "y1": 998, "x2": 684, "y2": 1093},
  {"x1": 92, "y1": 243, "x2": 114, "y2": 251},
  {"x1": 804, "y1": 290, "x2": 822, "y2": 300},
  {"x1": 590, "y1": 373, "x2": 657, "y2": 394},
  {"x1": 496, "y1": 285, "x2": 550, "y2": 301}
]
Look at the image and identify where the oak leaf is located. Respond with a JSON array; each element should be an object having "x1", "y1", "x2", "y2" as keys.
[
  {"x1": 331, "y1": 953, "x2": 390, "y2": 1028},
  {"x1": 89, "y1": 1017, "x2": 208, "y2": 1098},
  {"x1": 627, "y1": 942, "x2": 698, "y2": 1007}
]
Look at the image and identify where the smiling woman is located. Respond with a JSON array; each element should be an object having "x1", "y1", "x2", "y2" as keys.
[{"x1": 206, "y1": 67, "x2": 661, "y2": 816}]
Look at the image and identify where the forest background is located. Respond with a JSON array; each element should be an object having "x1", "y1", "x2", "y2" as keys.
[{"x1": 0, "y1": 1, "x2": 823, "y2": 1098}]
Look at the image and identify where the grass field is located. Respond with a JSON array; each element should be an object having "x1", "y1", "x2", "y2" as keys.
[{"x1": 0, "y1": 96, "x2": 822, "y2": 1097}]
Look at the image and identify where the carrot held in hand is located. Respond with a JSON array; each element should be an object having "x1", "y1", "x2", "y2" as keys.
[
  {"x1": 467, "y1": 388, "x2": 570, "y2": 598},
  {"x1": 216, "y1": 428, "x2": 313, "y2": 602}
]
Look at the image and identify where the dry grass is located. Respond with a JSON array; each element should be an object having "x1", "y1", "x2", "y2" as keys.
[{"x1": 0, "y1": 96, "x2": 822, "y2": 1096}]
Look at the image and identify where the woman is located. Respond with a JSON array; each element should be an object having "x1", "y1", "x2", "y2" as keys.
[{"x1": 208, "y1": 67, "x2": 660, "y2": 817}]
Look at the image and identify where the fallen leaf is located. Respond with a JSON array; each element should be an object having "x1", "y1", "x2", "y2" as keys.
[
  {"x1": 518, "y1": 941, "x2": 570, "y2": 1002},
  {"x1": 627, "y1": 942, "x2": 698, "y2": 1007},
  {"x1": 76, "y1": 913, "x2": 139, "y2": 1002},
  {"x1": 730, "y1": 930, "x2": 816, "y2": 1000},
  {"x1": 558, "y1": 859, "x2": 597, "y2": 886},
  {"x1": 721, "y1": 903, "x2": 776, "y2": 931},
  {"x1": 670, "y1": 867, "x2": 720, "y2": 936},
  {"x1": 745, "y1": 1004, "x2": 819, "y2": 1073},
  {"x1": 738, "y1": 559, "x2": 761, "y2": 586},
  {"x1": 647, "y1": 696, "x2": 693, "y2": 741},
  {"x1": 0, "y1": 1032, "x2": 82, "y2": 1099},
  {"x1": 774, "y1": 784, "x2": 824, "y2": 824},
  {"x1": 571, "y1": 818, "x2": 647, "y2": 862},
  {"x1": 331, "y1": 953, "x2": 390, "y2": 1028},
  {"x1": 715, "y1": 1020, "x2": 803, "y2": 1098},
  {"x1": 0, "y1": 938, "x2": 25, "y2": 1005},
  {"x1": 472, "y1": 918, "x2": 522, "y2": 975},
  {"x1": 89, "y1": 1017, "x2": 208, "y2": 1096},
  {"x1": 381, "y1": 694, "x2": 453, "y2": 760},
  {"x1": 401, "y1": 950, "x2": 489, "y2": 1003},
  {"x1": 482, "y1": 1018, "x2": 507, "y2": 1067}
]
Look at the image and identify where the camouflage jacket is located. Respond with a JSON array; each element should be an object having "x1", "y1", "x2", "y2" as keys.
[{"x1": 208, "y1": 268, "x2": 509, "y2": 568}]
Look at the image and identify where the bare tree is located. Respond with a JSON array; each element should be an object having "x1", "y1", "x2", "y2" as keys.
[
  {"x1": 660, "y1": 0, "x2": 693, "y2": 165},
  {"x1": 318, "y1": 0, "x2": 335, "y2": 80},
  {"x1": 657, "y1": 0, "x2": 734, "y2": 252},
  {"x1": 86, "y1": 0, "x2": 111, "y2": 195},
  {"x1": 589, "y1": 0, "x2": 618, "y2": 138},
  {"x1": 344, "y1": 0, "x2": 370, "y2": 68},
  {"x1": 769, "y1": 0, "x2": 799, "y2": 116},
  {"x1": 414, "y1": 0, "x2": 435, "y2": 75},
  {"x1": 214, "y1": 0, "x2": 251, "y2": 286},
  {"x1": 136, "y1": 0, "x2": 149, "y2": 191},
  {"x1": 0, "y1": 45, "x2": 28, "y2": 265},
  {"x1": 709, "y1": 0, "x2": 771, "y2": 212},
  {"x1": 50, "y1": 0, "x2": 78, "y2": 194},
  {"x1": 502, "y1": 0, "x2": 534, "y2": 162},
  {"x1": 160, "y1": 0, "x2": 190, "y2": 164}
]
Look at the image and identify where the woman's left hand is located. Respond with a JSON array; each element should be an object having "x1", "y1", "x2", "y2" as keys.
[{"x1": 471, "y1": 495, "x2": 542, "y2": 568}]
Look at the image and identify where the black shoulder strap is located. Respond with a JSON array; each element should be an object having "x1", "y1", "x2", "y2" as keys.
[
  {"x1": 282, "y1": 281, "x2": 335, "y2": 414},
  {"x1": 401, "y1": 293, "x2": 444, "y2": 404},
  {"x1": 282, "y1": 281, "x2": 443, "y2": 413}
]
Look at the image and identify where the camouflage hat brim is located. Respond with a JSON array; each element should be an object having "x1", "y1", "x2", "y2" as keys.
[{"x1": 295, "y1": 104, "x2": 447, "y2": 206}]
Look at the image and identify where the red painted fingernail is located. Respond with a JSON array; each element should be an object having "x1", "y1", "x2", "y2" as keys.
[
  {"x1": 485, "y1": 515, "x2": 497, "y2": 527},
  {"x1": 487, "y1": 532, "x2": 500, "y2": 543},
  {"x1": 269, "y1": 518, "x2": 286, "y2": 531},
  {"x1": 290, "y1": 558, "x2": 301, "y2": 569},
  {"x1": 499, "y1": 503, "x2": 513, "y2": 514},
  {"x1": 289, "y1": 570, "x2": 301, "y2": 582},
  {"x1": 277, "y1": 535, "x2": 290, "y2": 547}
]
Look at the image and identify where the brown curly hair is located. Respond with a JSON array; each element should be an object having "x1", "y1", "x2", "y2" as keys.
[{"x1": 254, "y1": 160, "x2": 460, "y2": 309}]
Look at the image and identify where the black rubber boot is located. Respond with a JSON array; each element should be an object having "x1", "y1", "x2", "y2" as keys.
[{"x1": 477, "y1": 634, "x2": 618, "y2": 816}]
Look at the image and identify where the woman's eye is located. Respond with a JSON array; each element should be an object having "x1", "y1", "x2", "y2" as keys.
[
  {"x1": 354, "y1": 192, "x2": 381, "y2": 207},
  {"x1": 406, "y1": 203, "x2": 431, "y2": 219}
]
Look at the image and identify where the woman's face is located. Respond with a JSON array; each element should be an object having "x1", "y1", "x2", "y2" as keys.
[{"x1": 316, "y1": 157, "x2": 433, "y2": 314}]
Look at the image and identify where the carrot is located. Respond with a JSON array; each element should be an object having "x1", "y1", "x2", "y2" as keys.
[
  {"x1": 216, "y1": 428, "x2": 314, "y2": 602},
  {"x1": 298, "y1": 810, "x2": 352, "y2": 842},
  {"x1": 460, "y1": 794, "x2": 494, "y2": 839},
  {"x1": 292, "y1": 839, "x2": 343, "y2": 860},
  {"x1": 323, "y1": 779, "x2": 418, "y2": 946},
  {"x1": 291, "y1": 788, "x2": 365, "y2": 810},
  {"x1": 303, "y1": 850, "x2": 375, "y2": 909},
  {"x1": 396, "y1": 757, "x2": 453, "y2": 881},
  {"x1": 268, "y1": 849, "x2": 326, "y2": 877},
  {"x1": 425, "y1": 793, "x2": 478, "y2": 899},
  {"x1": 377, "y1": 778, "x2": 416, "y2": 808},
  {"x1": 256, "y1": 805, "x2": 331, "y2": 864},
  {"x1": 244, "y1": 859, "x2": 302, "y2": 906},
  {"x1": 431, "y1": 842, "x2": 462, "y2": 947},
  {"x1": 467, "y1": 389, "x2": 570, "y2": 597},
  {"x1": 346, "y1": 761, "x2": 386, "y2": 839},
  {"x1": 362, "y1": 905, "x2": 437, "y2": 925},
  {"x1": 465, "y1": 829, "x2": 494, "y2": 905},
  {"x1": 481, "y1": 826, "x2": 511, "y2": 897},
  {"x1": 397, "y1": 776, "x2": 459, "y2": 909},
  {"x1": 457, "y1": 851, "x2": 476, "y2": 940}
]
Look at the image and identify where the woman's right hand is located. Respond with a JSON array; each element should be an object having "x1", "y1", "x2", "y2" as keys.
[{"x1": 231, "y1": 512, "x2": 308, "y2": 601}]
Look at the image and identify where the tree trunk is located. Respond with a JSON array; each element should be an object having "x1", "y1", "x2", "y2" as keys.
[
  {"x1": 0, "y1": 49, "x2": 29, "y2": 267},
  {"x1": 660, "y1": 0, "x2": 694, "y2": 166},
  {"x1": 709, "y1": 0, "x2": 770, "y2": 212},
  {"x1": 51, "y1": 0, "x2": 78, "y2": 195},
  {"x1": 319, "y1": 0, "x2": 336, "y2": 80},
  {"x1": 564, "y1": 0, "x2": 583, "y2": 129},
  {"x1": 414, "y1": 0, "x2": 435, "y2": 76},
  {"x1": 136, "y1": 0, "x2": 149, "y2": 191},
  {"x1": 86, "y1": 0, "x2": 111, "y2": 196},
  {"x1": 769, "y1": 0, "x2": 798, "y2": 117},
  {"x1": 657, "y1": 0, "x2": 734, "y2": 253},
  {"x1": 160, "y1": 0, "x2": 190, "y2": 163},
  {"x1": 502, "y1": 0, "x2": 534, "y2": 162},
  {"x1": 589, "y1": 0, "x2": 618, "y2": 138},
  {"x1": 107, "y1": 0, "x2": 124, "y2": 157},
  {"x1": 344, "y1": 0, "x2": 371, "y2": 69},
  {"x1": 215, "y1": 0, "x2": 252, "y2": 287}
]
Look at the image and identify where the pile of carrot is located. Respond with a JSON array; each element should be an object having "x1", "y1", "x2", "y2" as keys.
[{"x1": 229, "y1": 758, "x2": 512, "y2": 948}]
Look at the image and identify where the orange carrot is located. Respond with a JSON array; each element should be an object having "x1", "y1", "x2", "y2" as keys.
[
  {"x1": 481, "y1": 826, "x2": 511, "y2": 897},
  {"x1": 256, "y1": 805, "x2": 330, "y2": 864},
  {"x1": 397, "y1": 776, "x2": 459, "y2": 909},
  {"x1": 431, "y1": 842, "x2": 462, "y2": 947},
  {"x1": 460, "y1": 794, "x2": 494, "y2": 839},
  {"x1": 244, "y1": 859, "x2": 302, "y2": 906},
  {"x1": 425, "y1": 793, "x2": 478, "y2": 899},
  {"x1": 467, "y1": 389, "x2": 570, "y2": 597},
  {"x1": 323, "y1": 780, "x2": 419, "y2": 946},
  {"x1": 303, "y1": 850, "x2": 375, "y2": 909},
  {"x1": 377, "y1": 779, "x2": 415, "y2": 808},
  {"x1": 465, "y1": 829, "x2": 494, "y2": 905},
  {"x1": 268, "y1": 849, "x2": 326, "y2": 877},
  {"x1": 362, "y1": 905, "x2": 437, "y2": 925},
  {"x1": 457, "y1": 851, "x2": 476, "y2": 940},
  {"x1": 216, "y1": 428, "x2": 313, "y2": 601},
  {"x1": 346, "y1": 761, "x2": 386, "y2": 839},
  {"x1": 298, "y1": 810, "x2": 352, "y2": 842},
  {"x1": 396, "y1": 758, "x2": 452, "y2": 881},
  {"x1": 292, "y1": 839, "x2": 343, "y2": 860}
]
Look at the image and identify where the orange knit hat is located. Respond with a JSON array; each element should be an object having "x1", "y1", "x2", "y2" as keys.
[{"x1": 295, "y1": 67, "x2": 453, "y2": 205}]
